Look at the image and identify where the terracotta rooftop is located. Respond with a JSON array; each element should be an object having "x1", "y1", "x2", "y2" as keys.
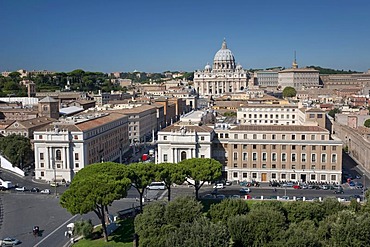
[
  {"x1": 76, "y1": 112, "x2": 127, "y2": 131},
  {"x1": 231, "y1": 125, "x2": 327, "y2": 132},
  {"x1": 110, "y1": 105, "x2": 157, "y2": 115},
  {"x1": 160, "y1": 124, "x2": 214, "y2": 133},
  {"x1": 17, "y1": 117, "x2": 55, "y2": 128}
]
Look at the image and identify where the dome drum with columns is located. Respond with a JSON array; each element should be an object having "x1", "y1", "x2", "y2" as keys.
[{"x1": 194, "y1": 40, "x2": 250, "y2": 96}]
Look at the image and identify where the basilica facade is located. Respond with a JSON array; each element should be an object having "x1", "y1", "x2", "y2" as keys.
[{"x1": 194, "y1": 40, "x2": 250, "y2": 96}]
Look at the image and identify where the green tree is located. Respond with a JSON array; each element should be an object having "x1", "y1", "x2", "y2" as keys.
[
  {"x1": 164, "y1": 196, "x2": 203, "y2": 228},
  {"x1": 165, "y1": 217, "x2": 229, "y2": 247},
  {"x1": 328, "y1": 108, "x2": 340, "y2": 118},
  {"x1": 128, "y1": 162, "x2": 157, "y2": 212},
  {"x1": 0, "y1": 134, "x2": 33, "y2": 168},
  {"x1": 73, "y1": 220, "x2": 94, "y2": 239},
  {"x1": 179, "y1": 158, "x2": 222, "y2": 200},
  {"x1": 282, "y1": 86, "x2": 297, "y2": 98},
  {"x1": 60, "y1": 162, "x2": 131, "y2": 242},
  {"x1": 277, "y1": 220, "x2": 322, "y2": 247},
  {"x1": 284, "y1": 201, "x2": 325, "y2": 224},
  {"x1": 155, "y1": 162, "x2": 186, "y2": 201},
  {"x1": 208, "y1": 199, "x2": 249, "y2": 223},
  {"x1": 364, "y1": 119, "x2": 370, "y2": 128}
]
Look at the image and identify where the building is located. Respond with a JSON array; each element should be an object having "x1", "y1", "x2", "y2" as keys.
[
  {"x1": 194, "y1": 40, "x2": 250, "y2": 96},
  {"x1": 38, "y1": 96, "x2": 60, "y2": 119},
  {"x1": 237, "y1": 104, "x2": 299, "y2": 125},
  {"x1": 254, "y1": 70, "x2": 280, "y2": 88},
  {"x1": 156, "y1": 124, "x2": 215, "y2": 163},
  {"x1": 217, "y1": 125, "x2": 342, "y2": 183},
  {"x1": 278, "y1": 58, "x2": 320, "y2": 89},
  {"x1": 322, "y1": 70, "x2": 370, "y2": 89},
  {"x1": 33, "y1": 112, "x2": 129, "y2": 182},
  {"x1": 2, "y1": 117, "x2": 54, "y2": 138}
]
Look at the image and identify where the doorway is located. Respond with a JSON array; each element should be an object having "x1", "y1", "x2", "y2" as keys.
[
  {"x1": 261, "y1": 173, "x2": 267, "y2": 182},
  {"x1": 301, "y1": 174, "x2": 307, "y2": 182}
]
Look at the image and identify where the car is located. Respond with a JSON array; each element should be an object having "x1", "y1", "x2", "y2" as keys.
[
  {"x1": 280, "y1": 196, "x2": 290, "y2": 200},
  {"x1": 269, "y1": 181, "x2": 281, "y2": 187},
  {"x1": 225, "y1": 181, "x2": 232, "y2": 186},
  {"x1": 239, "y1": 187, "x2": 251, "y2": 194},
  {"x1": 15, "y1": 186, "x2": 26, "y2": 192},
  {"x1": 202, "y1": 194, "x2": 214, "y2": 199},
  {"x1": 321, "y1": 185, "x2": 330, "y2": 190},
  {"x1": 213, "y1": 183, "x2": 225, "y2": 189},
  {"x1": 293, "y1": 185, "x2": 301, "y2": 189},
  {"x1": 301, "y1": 184, "x2": 308, "y2": 189},
  {"x1": 0, "y1": 237, "x2": 21, "y2": 246},
  {"x1": 147, "y1": 182, "x2": 165, "y2": 190},
  {"x1": 356, "y1": 182, "x2": 364, "y2": 189},
  {"x1": 334, "y1": 188, "x2": 344, "y2": 194},
  {"x1": 216, "y1": 194, "x2": 226, "y2": 200},
  {"x1": 0, "y1": 186, "x2": 7, "y2": 191},
  {"x1": 40, "y1": 189, "x2": 51, "y2": 194},
  {"x1": 50, "y1": 182, "x2": 59, "y2": 187},
  {"x1": 356, "y1": 175, "x2": 362, "y2": 179},
  {"x1": 231, "y1": 194, "x2": 241, "y2": 199},
  {"x1": 282, "y1": 182, "x2": 294, "y2": 187},
  {"x1": 31, "y1": 187, "x2": 40, "y2": 193}
]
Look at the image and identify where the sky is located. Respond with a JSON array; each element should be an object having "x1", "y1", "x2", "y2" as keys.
[{"x1": 1, "y1": 0, "x2": 370, "y2": 73}]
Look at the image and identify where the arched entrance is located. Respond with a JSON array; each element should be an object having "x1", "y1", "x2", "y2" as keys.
[{"x1": 181, "y1": 151, "x2": 187, "y2": 161}]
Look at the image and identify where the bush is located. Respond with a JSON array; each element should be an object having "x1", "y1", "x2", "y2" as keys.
[{"x1": 74, "y1": 220, "x2": 94, "y2": 239}]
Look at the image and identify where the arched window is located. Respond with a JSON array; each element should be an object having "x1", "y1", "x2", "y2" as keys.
[
  {"x1": 43, "y1": 105, "x2": 48, "y2": 111},
  {"x1": 181, "y1": 151, "x2": 187, "y2": 161},
  {"x1": 56, "y1": 150, "x2": 62, "y2": 161}
]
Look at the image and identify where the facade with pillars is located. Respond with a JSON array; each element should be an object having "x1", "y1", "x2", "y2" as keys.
[
  {"x1": 194, "y1": 40, "x2": 250, "y2": 96},
  {"x1": 33, "y1": 112, "x2": 129, "y2": 182},
  {"x1": 156, "y1": 124, "x2": 214, "y2": 164}
]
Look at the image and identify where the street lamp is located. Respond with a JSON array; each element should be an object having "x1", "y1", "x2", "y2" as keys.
[{"x1": 363, "y1": 173, "x2": 366, "y2": 202}]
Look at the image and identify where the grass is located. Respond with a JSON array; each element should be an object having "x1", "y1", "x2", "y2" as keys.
[{"x1": 74, "y1": 218, "x2": 135, "y2": 247}]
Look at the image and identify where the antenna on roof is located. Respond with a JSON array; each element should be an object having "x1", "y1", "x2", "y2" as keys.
[{"x1": 292, "y1": 50, "x2": 298, "y2": 69}]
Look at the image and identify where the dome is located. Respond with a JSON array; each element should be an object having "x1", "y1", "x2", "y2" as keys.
[
  {"x1": 204, "y1": 63, "x2": 211, "y2": 70},
  {"x1": 236, "y1": 64, "x2": 243, "y2": 70},
  {"x1": 213, "y1": 40, "x2": 235, "y2": 62},
  {"x1": 213, "y1": 39, "x2": 236, "y2": 71}
]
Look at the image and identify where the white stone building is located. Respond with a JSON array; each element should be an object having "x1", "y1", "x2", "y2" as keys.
[{"x1": 194, "y1": 40, "x2": 250, "y2": 96}]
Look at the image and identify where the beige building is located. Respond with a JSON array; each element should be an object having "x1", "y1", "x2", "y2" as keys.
[
  {"x1": 215, "y1": 125, "x2": 342, "y2": 183},
  {"x1": 278, "y1": 59, "x2": 319, "y2": 89},
  {"x1": 33, "y1": 112, "x2": 129, "y2": 182}
]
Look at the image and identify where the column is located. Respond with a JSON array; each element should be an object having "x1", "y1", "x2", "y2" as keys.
[
  {"x1": 64, "y1": 147, "x2": 69, "y2": 169},
  {"x1": 47, "y1": 147, "x2": 51, "y2": 169}
]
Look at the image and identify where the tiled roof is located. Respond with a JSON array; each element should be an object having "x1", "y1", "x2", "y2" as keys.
[
  {"x1": 76, "y1": 112, "x2": 127, "y2": 131},
  {"x1": 39, "y1": 96, "x2": 58, "y2": 103},
  {"x1": 160, "y1": 124, "x2": 214, "y2": 133},
  {"x1": 231, "y1": 125, "x2": 327, "y2": 132},
  {"x1": 17, "y1": 117, "x2": 55, "y2": 128},
  {"x1": 110, "y1": 105, "x2": 157, "y2": 114}
]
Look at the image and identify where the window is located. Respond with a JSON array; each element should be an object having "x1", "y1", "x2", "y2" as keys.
[
  {"x1": 311, "y1": 165, "x2": 316, "y2": 170},
  {"x1": 292, "y1": 135, "x2": 296, "y2": 140},
  {"x1": 331, "y1": 154, "x2": 337, "y2": 163},
  {"x1": 322, "y1": 146, "x2": 327, "y2": 151},
  {"x1": 282, "y1": 153, "x2": 287, "y2": 162},
  {"x1": 332, "y1": 146, "x2": 337, "y2": 151},
  {"x1": 243, "y1": 163, "x2": 247, "y2": 168},
  {"x1": 332, "y1": 166, "x2": 336, "y2": 170},
  {"x1": 201, "y1": 136, "x2": 205, "y2": 141},
  {"x1": 282, "y1": 164, "x2": 286, "y2": 169},
  {"x1": 309, "y1": 113, "x2": 315, "y2": 119},
  {"x1": 75, "y1": 163, "x2": 79, "y2": 168},
  {"x1": 311, "y1": 174, "x2": 316, "y2": 180},
  {"x1": 262, "y1": 153, "x2": 267, "y2": 161},
  {"x1": 253, "y1": 134, "x2": 257, "y2": 139},
  {"x1": 75, "y1": 153, "x2": 79, "y2": 161},
  {"x1": 41, "y1": 171, "x2": 44, "y2": 177},
  {"x1": 225, "y1": 134, "x2": 229, "y2": 138},
  {"x1": 233, "y1": 152, "x2": 238, "y2": 161},
  {"x1": 201, "y1": 155, "x2": 205, "y2": 158},
  {"x1": 302, "y1": 165, "x2": 306, "y2": 169},
  {"x1": 321, "y1": 174, "x2": 326, "y2": 181},
  {"x1": 292, "y1": 165, "x2": 296, "y2": 169},
  {"x1": 262, "y1": 164, "x2": 267, "y2": 168},
  {"x1": 311, "y1": 154, "x2": 316, "y2": 162},
  {"x1": 291, "y1": 174, "x2": 296, "y2": 180},
  {"x1": 282, "y1": 135, "x2": 286, "y2": 140},
  {"x1": 271, "y1": 173, "x2": 276, "y2": 179},
  {"x1": 243, "y1": 144, "x2": 247, "y2": 149},
  {"x1": 252, "y1": 173, "x2": 257, "y2": 179},
  {"x1": 40, "y1": 153, "x2": 44, "y2": 160},
  {"x1": 234, "y1": 144, "x2": 238, "y2": 149},
  {"x1": 272, "y1": 145, "x2": 276, "y2": 150},
  {"x1": 302, "y1": 145, "x2": 306, "y2": 150},
  {"x1": 39, "y1": 135, "x2": 43, "y2": 139},
  {"x1": 244, "y1": 134, "x2": 248, "y2": 139},
  {"x1": 57, "y1": 164, "x2": 61, "y2": 169},
  {"x1": 312, "y1": 145, "x2": 316, "y2": 151},
  {"x1": 301, "y1": 154, "x2": 306, "y2": 162},
  {"x1": 253, "y1": 145, "x2": 257, "y2": 149},
  {"x1": 292, "y1": 145, "x2": 296, "y2": 150},
  {"x1": 318, "y1": 114, "x2": 323, "y2": 118},
  {"x1": 331, "y1": 175, "x2": 336, "y2": 181},
  {"x1": 56, "y1": 150, "x2": 62, "y2": 161},
  {"x1": 282, "y1": 145, "x2": 286, "y2": 150},
  {"x1": 321, "y1": 154, "x2": 327, "y2": 162},
  {"x1": 262, "y1": 134, "x2": 266, "y2": 140},
  {"x1": 272, "y1": 153, "x2": 277, "y2": 161},
  {"x1": 311, "y1": 135, "x2": 315, "y2": 140},
  {"x1": 234, "y1": 134, "x2": 238, "y2": 139},
  {"x1": 291, "y1": 153, "x2": 296, "y2": 162},
  {"x1": 321, "y1": 165, "x2": 326, "y2": 170},
  {"x1": 272, "y1": 164, "x2": 276, "y2": 169},
  {"x1": 243, "y1": 173, "x2": 248, "y2": 178},
  {"x1": 272, "y1": 134, "x2": 276, "y2": 140},
  {"x1": 74, "y1": 135, "x2": 78, "y2": 140},
  {"x1": 233, "y1": 172, "x2": 238, "y2": 178},
  {"x1": 321, "y1": 135, "x2": 325, "y2": 140},
  {"x1": 220, "y1": 133, "x2": 224, "y2": 138},
  {"x1": 163, "y1": 154, "x2": 168, "y2": 162},
  {"x1": 262, "y1": 145, "x2": 266, "y2": 149},
  {"x1": 40, "y1": 163, "x2": 44, "y2": 168},
  {"x1": 234, "y1": 163, "x2": 238, "y2": 168},
  {"x1": 252, "y1": 153, "x2": 257, "y2": 161},
  {"x1": 281, "y1": 174, "x2": 286, "y2": 179},
  {"x1": 164, "y1": 136, "x2": 167, "y2": 140},
  {"x1": 301, "y1": 135, "x2": 306, "y2": 140},
  {"x1": 243, "y1": 153, "x2": 248, "y2": 161}
]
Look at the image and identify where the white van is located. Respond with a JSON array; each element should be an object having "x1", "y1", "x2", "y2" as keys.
[{"x1": 147, "y1": 182, "x2": 166, "y2": 190}]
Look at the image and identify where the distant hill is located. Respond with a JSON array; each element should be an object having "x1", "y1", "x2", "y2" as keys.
[{"x1": 307, "y1": 66, "x2": 360, "y2": 74}]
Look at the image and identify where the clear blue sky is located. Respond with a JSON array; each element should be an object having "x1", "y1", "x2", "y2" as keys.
[{"x1": 1, "y1": 0, "x2": 369, "y2": 73}]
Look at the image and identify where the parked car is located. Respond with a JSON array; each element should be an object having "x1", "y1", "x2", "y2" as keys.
[
  {"x1": 231, "y1": 194, "x2": 241, "y2": 199},
  {"x1": 301, "y1": 184, "x2": 308, "y2": 189},
  {"x1": 15, "y1": 186, "x2": 27, "y2": 192},
  {"x1": 225, "y1": 181, "x2": 232, "y2": 186},
  {"x1": 147, "y1": 182, "x2": 165, "y2": 190},
  {"x1": 216, "y1": 194, "x2": 226, "y2": 200},
  {"x1": 0, "y1": 237, "x2": 21, "y2": 246},
  {"x1": 40, "y1": 189, "x2": 51, "y2": 194},
  {"x1": 50, "y1": 182, "x2": 59, "y2": 187},
  {"x1": 334, "y1": 187, "x2": 344, "y2": 194},
  {"x1": 356, "y1": 182, "x2": 364, "y2": 189},
  {"x1": 213, "y1": 183, "x2": 225, "y2": 189},
  {"x1": 202, "y1": 194, "x2": 214, "y2": 199},
  {"x1": 31, "y1": 187, "x2": 40, "y2": 193},
  {"x1": 293, "y1": 185, "x2": 301, "y2": 189},
  {"x1": 282, "y1": 182, "x2": 294, "y2": 187}
]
